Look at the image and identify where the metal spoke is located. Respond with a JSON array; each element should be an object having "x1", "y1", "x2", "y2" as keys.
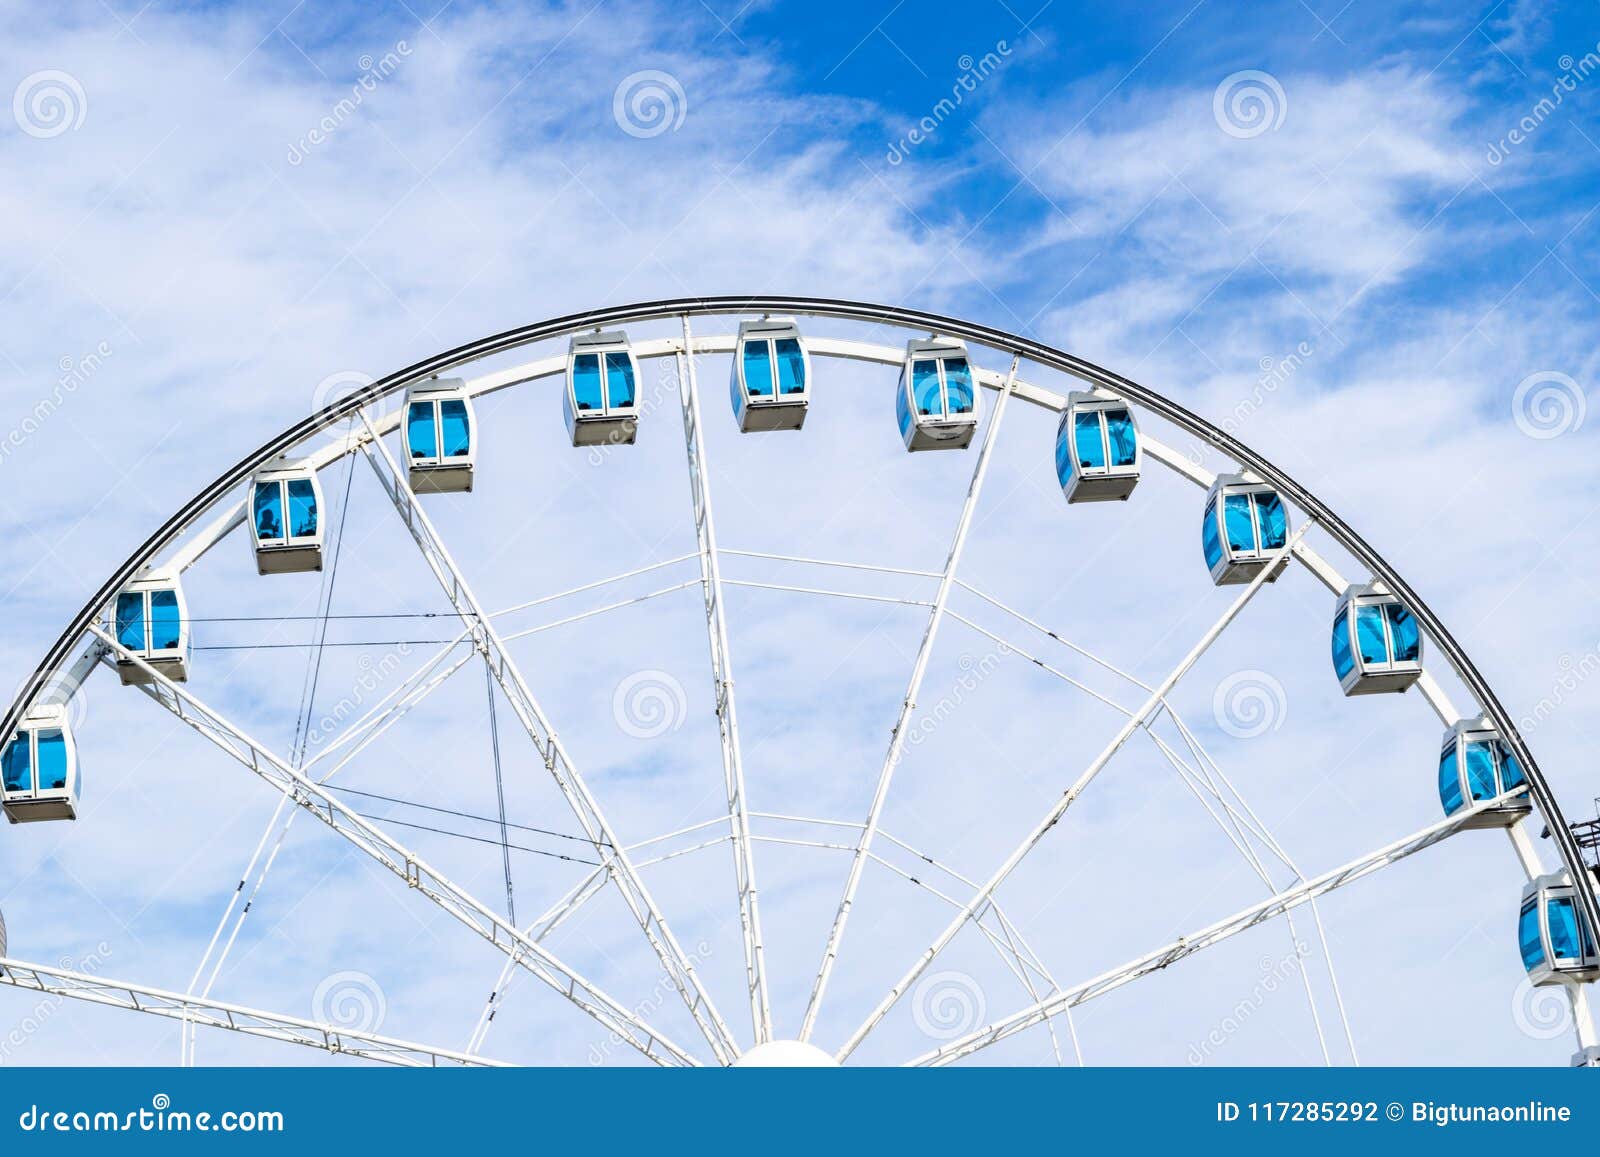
[
  {"x1": 801, "y1": 355, "x2": 1020, "y2": 1043},
  {"x1": 356, "y1": 415, "x2": 740, "y2": 1063},
  {"x1": 676, "y1": 318, "x2": 770, "y2": 1044},
  {"x1": 908, "y1": 787, "x2": 1529, "y2": 1066},
  {"x1": 92, "y1": 628, "x2": 699, "y2": 1067},
  {"x1": 839, "y1": 520, "x2": 1313, "y2": 1060},
  {"x1": 0, "y1": 954, "x2": 508, "y2": 1068}
]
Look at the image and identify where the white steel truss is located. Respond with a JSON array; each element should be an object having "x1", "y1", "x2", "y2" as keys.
[
  {"x1": 0, "y1": 955, "x2": 507, "y2": 1068},
  {"x1": 90, "y1": 628, "x2": 699, "y2": 1067},
  {"x1": 675, "y1": 319, "x2": 770, "y2": 1043},
  {"x1": 839, "y1": 520, "x2": 1314, "y2": 1060},
  {"x1": 801, "y1": 356, "x2": 1020, "y2": 1042},
  {"x1": 356, "y1": 414, "x2": 740, "y2": 1063},
  {"x1": 5, "y1": 308, "x2": 1593, "y2": 1069},
  {"x1": 909, "y1": 788, "x2": 1532, "y2": 1066}
]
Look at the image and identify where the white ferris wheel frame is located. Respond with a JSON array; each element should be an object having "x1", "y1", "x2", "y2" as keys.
[{"x1": 0, "y1": 296, "x2": 1594, "y2": 1067}]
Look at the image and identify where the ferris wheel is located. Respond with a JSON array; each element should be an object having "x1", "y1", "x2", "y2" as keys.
[{"x1": 0, "y1": 296, "x2": 1595, "y2": 1068}]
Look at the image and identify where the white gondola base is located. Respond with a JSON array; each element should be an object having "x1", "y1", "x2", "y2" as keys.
[
  {"x1": 404, "y1": 378, "x2": 475, "y2": 493},
  {"x1": 1330, "y1": 583, "x2": 1423, "y2": 696},
  {"x1": 566, "y1": 331, "x2": 640, "y2": 448},
  {"x1": 1520, "y1": 873, "x2": 1599, "y2": 986},
  {"x1": 1202, "y1": 474, "x2": 1289, "y2": 586},
  {"x1": 250, "y1": 460, "x2": 325, "y2": 574},
  {"x1": 1437, "y1": 717, "x2": 1532, "y2": 830},
  {"x1": 1057, "y1": 389, "x2": 1140, "y2": 503},
  {"x1": 896, "y1": 338, "x2": 978, "y2": 452},
  {"x1": 112, "y1": 571, "x2": 191, "y2": 686},
  {"x1": 731, "y1": 318, "x2": 810, "y2": 433},
  {"x1": 1, "y1": 703, "x2": 79, "y2": 824}
]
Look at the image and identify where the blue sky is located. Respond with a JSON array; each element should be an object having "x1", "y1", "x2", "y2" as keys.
[{"x1": 1, "y1": 0, "x2": 1599, "y2": 1067}]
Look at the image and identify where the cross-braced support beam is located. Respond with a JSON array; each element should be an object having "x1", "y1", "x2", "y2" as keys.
[
  {"x1": 801, "y1": 356, "x2": 1020, "y2": 1043},
  {"x1": 92, "y1": 628, "x2": 699, "y2": 1068},
  {"x1": 356, "y1": 415, "x2": 739, "y2": 1063},
  {"x1": 839, "y1": 520, "x2": 1313, "y2": 1060},
  {"x1": 0, "y1": 955, "x2": 509, "y2": 1068},
  {"x1": 909, "y1": 788, "x2": 1532, "y2": 1066},
  {"x1": 676, "y1": 318, "x2": 771, "y2": 1044}
]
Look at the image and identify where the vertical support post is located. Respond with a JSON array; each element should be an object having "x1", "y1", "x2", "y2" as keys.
[
  {"x1": 675, "y1": 316, "x2": 771, "y2": 1045},
  {"x1": 800, "y1": 356, "x2": 1021, "y2": 1042}
]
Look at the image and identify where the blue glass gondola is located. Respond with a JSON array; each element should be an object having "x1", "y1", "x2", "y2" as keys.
[
  {"x1": 1056, "y1": 389, "x2": 1140, "y2": 503},
  {"x1": 1201, "y1": 474, "x2": 1289, "y2": 585},
  {"x1": 565, "y1": 331, "x2": 640, "y2": 448},
  {"x1": 1519, "y1": 873, "x2": 1599, "y2": 986},
  {"x1": 1330, "y1": 584, "x2": 1422, "y2": 695},
  {"x1": 249, "y1": 460, "x2": 324, "y2": 575},
  {"x1": 1, "y1": 702, "x2": 79, "y2": 823},
  {"x1": 1437, "y1": 717, "x2": 1531, "y2": 828},
  {"x1": 896, "y1": 338, "x2": 978, "y2": 451},
  {"x1": 403, "y1": 377, "x2": 475, "y2": 493},
  {"x1": 731, "y1": 318, "x2": 809, "y2": 432},
  {"x1": 112, "y1": 568, "x2": 191, "y2": 685}
]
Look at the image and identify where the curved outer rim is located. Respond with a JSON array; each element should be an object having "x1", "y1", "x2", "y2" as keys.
[{"x1": 5, "y1": 294, "x2": 1596, "y2": 957}]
